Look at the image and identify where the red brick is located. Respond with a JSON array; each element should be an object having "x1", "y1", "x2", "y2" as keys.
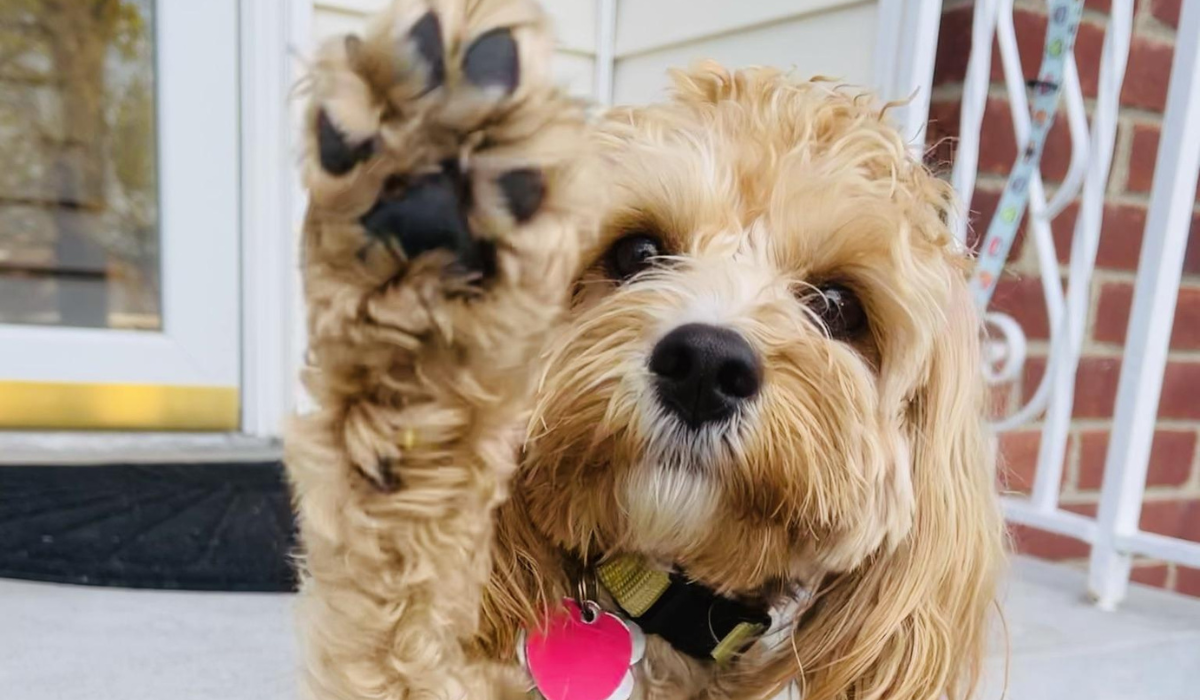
[
  {"x1": 1071, "y1": 20, "x2": 1107, "y2": 98},
  {"x1": 1076, "y1": 429, "x2": 1196, "y2": 490},
  {"x1": 1073, "y1": 357, "x2": 1123, "y2": 418},
  {"x1": 1022, "y1": 355, "x2": 1122, "y2": 418},
  {"x1": 1121, "y1": 37, "x2": 1174, "y2": 112},
  {"x1": 991, "y1": 276, "x2": 1052, "y2": 339},
  {"x1": 999, "y1": 430, "x2": 1041, "y2": 494},
  {"x1": 1177, "y1": 566, "x2": 1200, "y2": 597},
  {"x1": 1009, "y1": 502, "x2": 1098, "y2": 560},
  {"x1": 1127, "y1": 122, "x2": 1159, "y2": 193},
  {"x1": 1052, "y1": 202, "x2": 1147, "y2": 271},
  {"x1": 998, "y1": 429, "x2": 1074, "y2": 494},
  {"x1": 1126, "y1": 122, "x2": 1200, "y2": 203},
  {"x1": 1168, "y1": 287, "x2": 1200, "y2": 348},
  {"x1": 1146, "y1": 0, "x2": 1182, "y2": 29},
  {"x1": 933, "y1": 5, "x2": 973, "y2": 85},
  {"x1": 976, "y1": 99, "x2": 1018, "y2": 176},
  {"x1": 1159, "y1": 361, "x2": 1200, "y2": 419},
  {"x1": 1039, "y1": 109, "x2": 1076, "y2": 184},
  {"x1": 1093, "y1": 282, "x2": 1133, "y2": 344},
  {"x1": 1130, "y1": 562, "x2": 1170, "y2": 588},
  {"x1": 1022, "y1": 356, "x2": 1047, "y2": 405},
  {"x1": 1187, "y1": 212, "x2": 1200, "y2": 276},
  {"x1": 1008, "y1": 524, "x2": 1089, "y2": 559},
  {"x1": 1093, "y1": 283, "x2": 1200, "y2": 350},
  {"x1": 1139, "y1": 499, "x2": 1200, "y2": 543},
  {"x1": 925, "y1": 99, "x2": 961, "y2": 169}
]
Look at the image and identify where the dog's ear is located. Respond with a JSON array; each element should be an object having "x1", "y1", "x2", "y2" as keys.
[{"x1": 757, "y1": 277, "x2": 1006, "y2": 700}]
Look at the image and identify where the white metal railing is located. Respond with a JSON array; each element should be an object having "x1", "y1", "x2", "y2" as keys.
[{"x1": 951, "y1": 0, "x2": 1200, "y2": 609}]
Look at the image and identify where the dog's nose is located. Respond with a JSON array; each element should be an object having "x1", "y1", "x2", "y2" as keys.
[{"x1": 649, "y1": 323, "x2": 761, "y2": 427}]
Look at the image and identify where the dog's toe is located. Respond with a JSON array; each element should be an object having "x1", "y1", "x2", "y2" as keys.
[
  {"x1": 408, "y1": 11, "x2": 446, "y2": 92},
  {"x1": 317, "y1": 109, "x2": 375, "y2": 176},
  {"x1": 359, "y1": 167, "x2": 501, "y2": 279},
  {"x1": 496, "y1": 168, "x2": 545, "y2": 224},
  {"x1": 463, "y1": 28, "x2": 520, "y2": 94}
]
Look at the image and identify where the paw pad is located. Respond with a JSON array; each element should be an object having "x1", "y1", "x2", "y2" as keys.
[
  {"x1": 497, "y1": 169, "x2": 545, "y2": 224},
  {"x1": 317, "y1": 110, "x2": 374, "y2": 176},
  {"x1": 308, "y1": 0, "x2": 568, "y2": 284},
  {"x1": 463, "y1": 28, "x2": 520, "y2": 94},
  {"x1": 408, "y1": 11, "x2": 445, "y2": 92},
  {"x1": 360, "y1": 171, "x2": 472, "y2": 261}
]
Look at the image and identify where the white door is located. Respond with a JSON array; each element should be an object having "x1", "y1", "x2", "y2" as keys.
[{"x1": 0, "y1": 0, "x2": 241, "y2": 431}]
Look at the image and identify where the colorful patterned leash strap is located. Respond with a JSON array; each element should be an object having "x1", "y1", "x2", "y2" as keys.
[{"x1": 968, "y1": 0, "x2": 1084, "y2": 311}]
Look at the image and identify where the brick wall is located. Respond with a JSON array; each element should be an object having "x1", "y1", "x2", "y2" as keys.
[{"x1": 926, "y1": 0, "x2": 1200, "y2": 597}]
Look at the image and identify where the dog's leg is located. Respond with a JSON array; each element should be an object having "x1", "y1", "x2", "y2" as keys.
[{"x1": 286, "y1": 1, "x2": 592, "y2": 697}]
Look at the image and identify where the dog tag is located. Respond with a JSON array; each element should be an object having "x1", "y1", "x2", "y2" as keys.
[{"x1": 520, "y1": 598, "x2": 644, "y2": 700}]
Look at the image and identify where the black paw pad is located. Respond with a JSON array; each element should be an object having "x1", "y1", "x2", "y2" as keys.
[
  {"x1": 408, "y1": 12, "x2": 445, "y2": 91},
  {"x1": 360, "y1": 172, "x2": 473, "y2": 262},
  {"x1": 463, "y1": 28, "x2": 520, "y2": 94},
  {"x1": 497, "y1": 169, "x2": 544, "y2": 223},
  {"x1": 317, "y1": 110, "x2": 374, "y2": 176}
]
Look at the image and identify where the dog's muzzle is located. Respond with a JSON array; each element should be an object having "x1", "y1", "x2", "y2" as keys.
[{"x1": 649, "y1": 323, "x2": 761, "y2": 428}]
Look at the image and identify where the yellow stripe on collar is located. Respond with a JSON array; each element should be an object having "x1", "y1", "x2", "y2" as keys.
[
  {"x1": 710, "y1": 621, "x2": 765, "y2": 663},
  {"x1": 596, "y1": 554, "x2": 671, "y2": 617}
]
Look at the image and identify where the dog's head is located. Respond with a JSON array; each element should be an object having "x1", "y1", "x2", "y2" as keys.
[{"x1": 506, "y1": 64, "x2": 1004, "y2": 699}]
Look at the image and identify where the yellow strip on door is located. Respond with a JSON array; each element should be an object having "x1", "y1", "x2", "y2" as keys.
[{"x1": 0, "y1": 381, "x2": 239, "y2": 431}]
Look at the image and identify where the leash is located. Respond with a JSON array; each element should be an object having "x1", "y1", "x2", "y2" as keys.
[{"x1": 968, "y1": 0, "x2": 1084, "y2": 310}]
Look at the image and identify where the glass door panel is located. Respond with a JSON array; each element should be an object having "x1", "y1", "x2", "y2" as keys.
[{"x1": 0, "y1": 0, "x2": 240, "y2": 431}]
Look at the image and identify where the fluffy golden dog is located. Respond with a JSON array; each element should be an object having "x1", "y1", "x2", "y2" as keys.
[{"x1": 285, "y1": 1, "x2": 1006, "y2": 698}]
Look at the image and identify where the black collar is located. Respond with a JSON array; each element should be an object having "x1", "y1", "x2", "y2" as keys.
[{"x1": 594, "y1": 556, "x2": 772, "y2": 663}]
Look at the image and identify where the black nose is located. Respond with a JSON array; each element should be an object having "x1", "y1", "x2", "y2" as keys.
[{"x1": 649, "y1": 323, "x2": 761, "y2": 427}]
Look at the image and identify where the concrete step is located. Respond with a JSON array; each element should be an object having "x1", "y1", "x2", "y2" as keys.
[
  {"x1": 981, "y1": 557, "x2": 1200, "y2": 700},
  {"x1": 1, "y1": 556, "x2": 1197, "y2": 700}
]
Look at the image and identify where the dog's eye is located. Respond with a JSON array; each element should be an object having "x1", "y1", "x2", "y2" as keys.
[
  {"x1": 807, "y1": 284, "x2": 867, "y2": 340},
  {"x1": 606, "y1": 234, "x2": 662, "y2": 281}
]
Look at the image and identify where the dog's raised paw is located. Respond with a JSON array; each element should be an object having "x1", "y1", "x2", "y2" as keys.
[{"x1": 303, "y1": 0, "x2": 579, "y2": 289}]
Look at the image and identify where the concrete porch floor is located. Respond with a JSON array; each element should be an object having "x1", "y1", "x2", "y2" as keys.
[{"x1": 1, "y1": 556, "x2": 1198, "y2": 700}]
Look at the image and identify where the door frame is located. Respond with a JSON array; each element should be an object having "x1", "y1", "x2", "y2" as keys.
[
  {"x1": 0, "y1": 0, "x2": 244, "y2": 431},
  {"x1": 0, "y1": 0, "x2": 312, "y2": 439},
  {"x1": 238, "y1": 0, "x2": 313, "y2": 438}
]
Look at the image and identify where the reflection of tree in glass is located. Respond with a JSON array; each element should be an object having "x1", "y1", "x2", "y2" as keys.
[{"x1": 0, "y1": 0, "x2": 158, "y2": 329}]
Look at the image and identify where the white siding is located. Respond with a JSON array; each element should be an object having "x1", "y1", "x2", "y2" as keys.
[
  {"x1": 612, "y1": 2, "x2": 877, "y2": 105},
  {"x1": 312, "y1": 0, "x2": 879, "y2": 105},
  {"x1": 313, "y1": 4, "x2": 380, "y2": 41},
  {"x1": 613, "y1": 0, "x2": 870, "y2": 57}
]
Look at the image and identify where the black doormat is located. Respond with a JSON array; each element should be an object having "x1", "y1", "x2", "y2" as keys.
[{"x1": 0, "y1": 462, "x2": 297, "y2": 592}]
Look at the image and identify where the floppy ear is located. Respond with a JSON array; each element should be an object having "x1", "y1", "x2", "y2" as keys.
[{"x1": 757, "y1": 277, "x2": 1006, "y2": 700}]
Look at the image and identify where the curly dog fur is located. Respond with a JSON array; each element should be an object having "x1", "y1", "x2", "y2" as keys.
[{"x1": 285, "y1": 1, "x2": 1007, "y2": 698}]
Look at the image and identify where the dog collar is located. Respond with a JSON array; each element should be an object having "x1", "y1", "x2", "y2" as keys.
[{"x1": 594, "y1": 555, "x2": 770, "y2": 663}]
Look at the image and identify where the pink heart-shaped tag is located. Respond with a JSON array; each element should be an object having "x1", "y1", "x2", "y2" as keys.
[{"x1": 521, "y1": 599, "x2": 644, "y2": 700}]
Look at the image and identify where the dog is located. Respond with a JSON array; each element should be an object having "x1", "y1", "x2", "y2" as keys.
[{"x1": 285, "y1": 1, "x2": 1006, "y2": 698}]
